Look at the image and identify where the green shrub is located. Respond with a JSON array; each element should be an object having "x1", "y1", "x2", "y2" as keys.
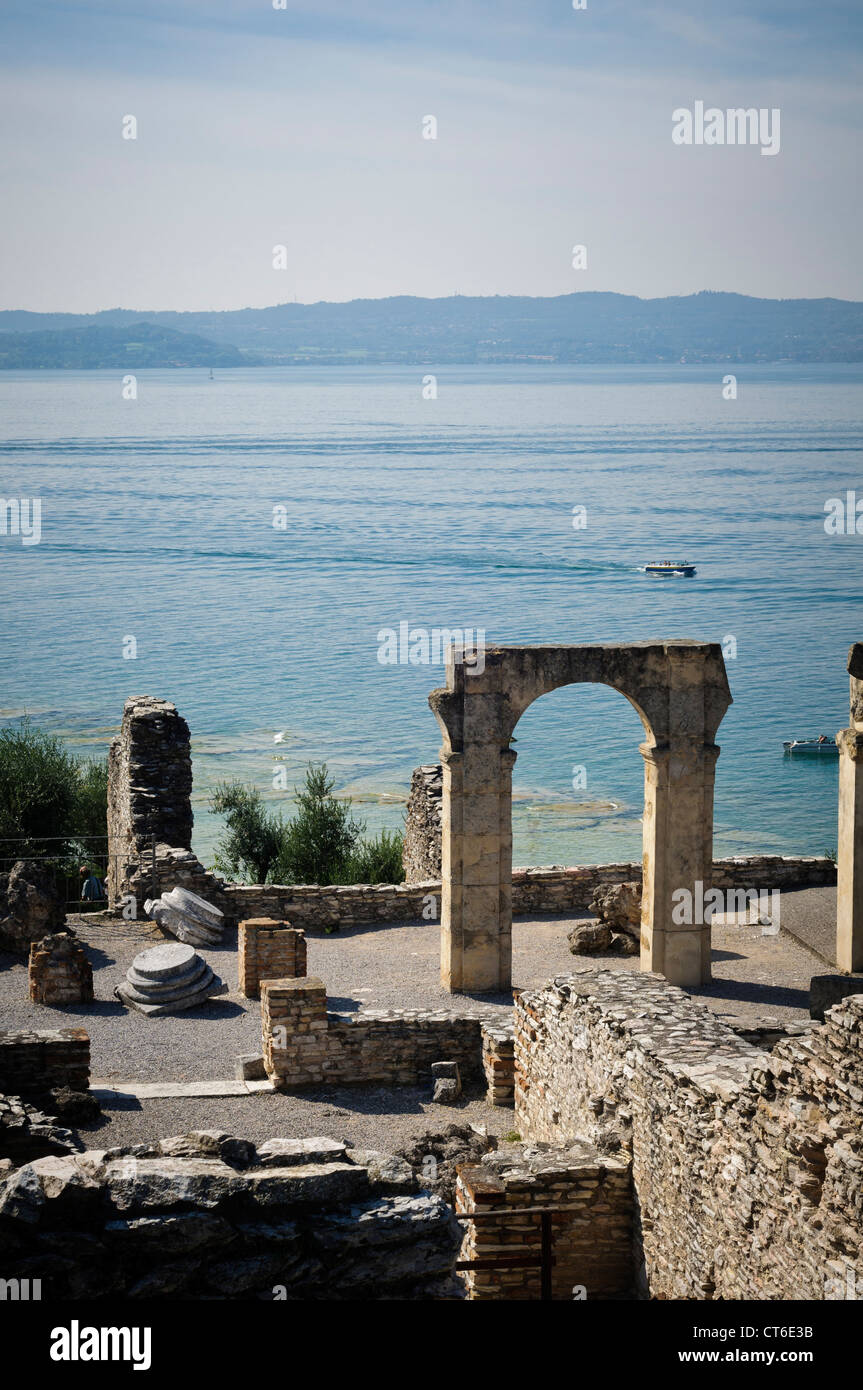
[
  {"x1": 210, "y1": 782, "x2": 284, "y2": 883},
  {"x1": 0, "y1": 721, "x2": 108, "y2": 863},
  {"x1": 211, "y1": 763, "x2": 405, "y2": 887},
  {"x1": 270, "y1": 764, "x2": 366, "y2": 885},
  {"x1": 343, "y1": 828, "x2": 405, "y2": 884}
]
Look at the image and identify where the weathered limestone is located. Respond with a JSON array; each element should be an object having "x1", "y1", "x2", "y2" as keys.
[
  {"x1": 260, "y1": 974, "x2": 508, "y2": 1097},
  {"x1": 837, "y1": 643, "x2": 863, "y2": 972},
  {"x1": 222, "y1": 855, "x2": 834, "y2": 932},
  {"x1": 403, "y1": 765, "x2": 443, "y2": 882},
  {"x1": 456, "y1": 1142, "x2": 633, "y2": 1300},
  {"x1": 29, "y1": 933, "x2": 93, "y2": 1006},
  {"x1": 145, "y1": 886, "x2": 224, "y2": 948},
  {"x1": 115, "y1": 943, "x2": 228, "y2": 1016},
  {"x1": 238, "y1": 918, "x2": 306, "y2": 998},
  {"x1": 0, "y1": 860, "x2": 66, "y2": 953},
  {"x1": 108, "y1": 697, "x2": 193, "y2": 910},
  {"x1": 429, "y1": 642, "x2": 731, "y2": 992},
  {"x1": 514, "y1": 969, "x2": 863, "y2": 1300},
  {"x1": 0, "y1": 1029, "x2": 90, "y2": 1095},
  {"x1": 0, "y1": 1133, "x2": 462, "y2": 1299}
]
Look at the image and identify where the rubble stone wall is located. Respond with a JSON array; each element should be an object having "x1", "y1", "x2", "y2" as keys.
[
  {"x1": 514, "y1": 969, "x2": 863, "y2": 1300},
  {"x1": 223, "y1": 855, "x2": 835, "y2": 931},
  {"x1": 0, "y1": 1132, "x2": 461, "y2": 1300},
  {"x1": 261, "y1": 976, "x2": 503, "y2": 1094},
  {"x1": 0, "y1": 1029, "x2": 90, "y2": 1096},
  {"x1": 403, "y1": 765, "x2": 442, "y2": 882},
  {"x1": 456, "y1": 1143, "x2": 633, "y2": 1300},
  {"x1": 29, "y1": 934, "x2": 94, "y2": 1006},
  {"x1": 107, "y1": 697, "x2": 195, "y2": 910}
]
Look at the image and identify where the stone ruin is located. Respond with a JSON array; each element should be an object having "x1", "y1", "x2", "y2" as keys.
[
  {"x1": 0, "y1": 859, "x2": 65, "y2": 953},
  {"x1": 837, "y1": 641, "x2": 863, "y2": 972},
  {"x1": 114, "y1": 942, "x2": 228, "y2": 1016},
  {"x1": 429, "y1": 641, "x2": 732, "y2": 992},
  {"x1": 402, "y1": 764, "x2": 442, "y2": 882},
  {"x1": 107, "y1": 695, "x2": 225, "y2": 915},
  {"x1": 29, "y1": 932, "x2": 94, "y2": 1006},
  {"x1": 145, "y1": 884, "x2": 224, "y2": 947}
]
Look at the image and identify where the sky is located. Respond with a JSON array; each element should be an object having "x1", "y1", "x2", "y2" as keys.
[{"x1": 1, "y1": 0, "x2": 861, "y2": 311}]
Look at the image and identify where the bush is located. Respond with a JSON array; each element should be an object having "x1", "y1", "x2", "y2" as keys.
[
  {"x1": 0, "y1": 721, "x2": 108, "y2": 863},
  {"x1": 270, "y1": 764, "x2": 366, "y2": 885},
  {"x1": 210, "y1": 782, "x2": 284, "y2": 883},
  {"x1": 211, "y1": 763, "x2": 405, "y2": 886},
  {"x1": 343, "y1": 828, "x2": 405, "y2": 884}
]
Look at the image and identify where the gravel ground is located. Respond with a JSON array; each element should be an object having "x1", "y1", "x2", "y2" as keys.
[{"x1": 0, "y1": 891, "x2": 848, "y2": 1153}]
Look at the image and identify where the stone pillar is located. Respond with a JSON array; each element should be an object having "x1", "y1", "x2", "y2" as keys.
[
  {"x1": 640, "y1": 740, "x2": 717, "y2": 987},
  {"x1": 441, "y1": 742, "x2": 512, "y2": 995},
  {"x1": 29, "y1": 933, "x2": 94, "y2": 1006},
  {"x1": 261, "y1": 976, "x2": 328, "y2": 1087},
  {"x1": 107, "y1": 696, "x2": 193, "y2": 911},
  {"x1": 402, "y1": 765, "x2": 442, "y2": 882},
  {"x1": 238, "y1": 919, "x2": 306, "y2": 998},
  {"x1": 837, "y1": 644, "x2": 863, "y2": 974}
]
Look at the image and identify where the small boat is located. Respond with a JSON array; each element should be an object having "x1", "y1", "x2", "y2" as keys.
[
  {"x1": 783, "y1": 737, "x2": 839, "y2": 757},
  {"x1": 208, "y1": 368, "x2": 214, "y2": 381},
  {"x1": 643, "y1": 560, "x2": 697, "y2": 577}
]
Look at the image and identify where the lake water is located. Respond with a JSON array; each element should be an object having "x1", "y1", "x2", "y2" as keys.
[{"x1": 1, "y1": 364, "x2": 860, "y2": 869}]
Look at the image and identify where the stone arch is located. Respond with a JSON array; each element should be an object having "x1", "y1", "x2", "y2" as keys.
[{"x1": 428, "y1": 641, "x2": 732, "y2": 993}]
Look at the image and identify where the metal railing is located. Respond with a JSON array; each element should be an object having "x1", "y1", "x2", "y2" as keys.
[{"x1": 455, "y1": 1204, "x2": 579, "y2": 1301}]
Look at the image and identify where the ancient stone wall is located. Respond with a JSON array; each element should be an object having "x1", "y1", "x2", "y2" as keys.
[
  {"x1": 0, "y1": 1029, "x2": 90, "y2": 1096},
  {"x1": 260, "y1": 975, "x2": 504, "y2": 1093},
  {"x1": 238, "y1": 919, "x2": 306, "y2": 998},
  {"x1": 107, "y1": 696, "x2": 195, "y2": 910},
  {"x1": 29, "y1": 933, "x2": 93, "y2": 1006},
  {"x1": 456, "y1": 1142, "x2": 632, "y2": 1300},
  {"x1": 223, "y1": 855, "x2": 835, "y2": 931},
  {"x1": 514, "y1": 969, "x2": 863, "y2": 1300},
  {"x1": 481, "y1": 1023, "x2": 515, "y2": 1107},
  {"x1": 0, "y1": 1131, "x2": 461, "y2": 1299},
  {"x1": 403, "y1": 765, "x2": 442, "y2": 882}
]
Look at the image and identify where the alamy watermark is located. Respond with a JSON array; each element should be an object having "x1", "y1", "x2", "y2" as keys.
[
  {"x1": 672, "y1": 881, "x2": 780, "y2": 933},
  {"x1": 672, "y1": 102, "x2": 780, "y2": 157},
  {"x1": 377, "y1": 623, "x2": 486, "y2": 673},
  {"x1": 1, "y1": 497, "x2": 41, "y2": 546}
]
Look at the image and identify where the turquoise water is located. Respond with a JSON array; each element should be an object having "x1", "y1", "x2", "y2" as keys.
[{"x1": 0, "y1": 364, "x2": 860, "y2": 868}]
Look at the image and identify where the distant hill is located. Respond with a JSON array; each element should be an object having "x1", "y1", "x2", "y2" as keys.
[
  {"x1": 1, "y1": 292, "x2": 862, "y2": 365},
  {"x1": 0, "y1": 322, "x2": 255, "y2": 369}
]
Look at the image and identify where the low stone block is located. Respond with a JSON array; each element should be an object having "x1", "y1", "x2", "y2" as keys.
[{"x1": 810, "y1": 974, "x2": 863, "y2": 1022}]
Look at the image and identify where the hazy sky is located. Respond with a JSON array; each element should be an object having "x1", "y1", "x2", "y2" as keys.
[{"x1": 1, "y1": 0, "x2": 861, "y2": 310}]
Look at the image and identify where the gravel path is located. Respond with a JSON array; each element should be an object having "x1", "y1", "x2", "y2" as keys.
[{"x1": 0, "y1": 894, "x2": 849, "y2": 1153}]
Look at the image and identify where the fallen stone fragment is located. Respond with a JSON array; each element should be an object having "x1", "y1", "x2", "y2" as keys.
[{"x1": 115, "y1": 942, "x2": 228, "y2": 1016}]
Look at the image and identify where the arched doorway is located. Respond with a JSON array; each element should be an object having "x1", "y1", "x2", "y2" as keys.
[{"x1": 429, "y1": 641, "x2": 732, "y2": 993}]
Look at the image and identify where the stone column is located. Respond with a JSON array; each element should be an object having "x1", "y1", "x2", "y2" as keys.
[
  {"x1": 107, "y1": 696, "x2": 193, "y2": 910},
  {"x1": 837, "y1": 643, "x2": 863, "y2": 973},
  {"x1": 441, "y1": 742, "x2": 512, "y2": 994},
  {"x1": 640, "y1": 739, "x2": 717, "y2": 987}
]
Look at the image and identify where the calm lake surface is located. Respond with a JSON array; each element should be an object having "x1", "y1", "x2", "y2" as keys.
[{"x1": 1, "y1": 364, "x2": 861, "y2": 868}]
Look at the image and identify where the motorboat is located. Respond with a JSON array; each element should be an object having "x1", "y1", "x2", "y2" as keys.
[
  {"x1": 643, "y1": 560, "x2": 697, "y2": 576},
  {"x1": 783, "y1": 737, "x2": 839, "y2": 757}
]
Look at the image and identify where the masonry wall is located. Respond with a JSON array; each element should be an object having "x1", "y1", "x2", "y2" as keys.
[
  {"x1": 403, "y1": 765, "x2": 442, "y2": 882},
  {"x1": 515, "y1": 969, "x2": 863, "y2": 1300},
  {"x1": 238, "y1": 920, "x2": 306, "y2": 998},
  {"x1": 0, "y1": 1029, "x2": 90, "y2": 1096},
  {"x1": 0, "y1": 1132, "x2": 461, "y2": 1300},
  {"x1": 222, "y1": 855, "x2": 835, "y2": 931},
  {"x1": 261, "y1": 976, "x2": 505, "y2": 1092},
  {"x1": 107, "y1": 697, "x2": 196, "y2": 910},
  {"x1": 455, "y1": 1143, "x2": 633, "y2": 1300}
]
